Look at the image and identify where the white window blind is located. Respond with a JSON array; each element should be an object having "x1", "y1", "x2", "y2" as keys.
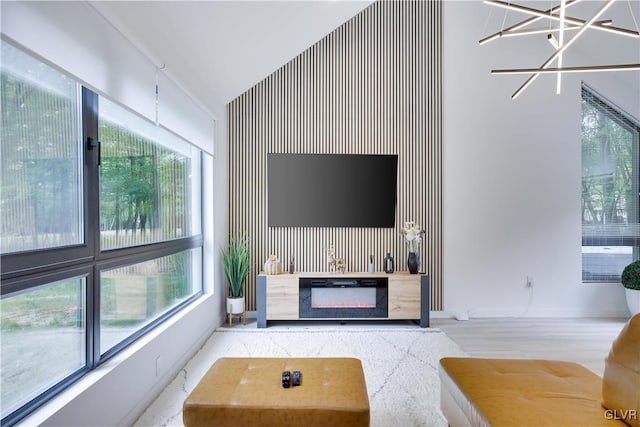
[{"x1": 1, "y1": 1, "x2": 214, "y2": 154}]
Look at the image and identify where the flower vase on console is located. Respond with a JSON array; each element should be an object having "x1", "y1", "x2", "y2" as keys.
[
  {"x1": 401, "y1": 221, "x2": 425, "y2": 275},
  {"x1": 407, "y1": 252, "x2": 419, "y2": 274}
]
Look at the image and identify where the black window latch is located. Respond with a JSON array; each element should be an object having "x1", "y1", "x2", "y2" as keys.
[{"x1": 87, "y1": 137, "x2": 101, "y2": 165}]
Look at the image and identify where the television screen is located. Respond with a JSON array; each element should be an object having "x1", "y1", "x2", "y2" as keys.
[{"x1": 268, "y1": 153, "x2": 398, "y2": 227}]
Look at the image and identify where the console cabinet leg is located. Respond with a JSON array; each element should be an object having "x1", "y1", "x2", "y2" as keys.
[
  {"x1": 257, "y1": 275, "x2": 267, "y2": 328},
  {"x1": 420, "y1": 275, "x2": 430, "y2": 328}
]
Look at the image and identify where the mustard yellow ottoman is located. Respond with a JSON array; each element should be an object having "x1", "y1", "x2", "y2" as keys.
[{"x1": 183, "y1": 357, "x2": 370, "y2": 427}]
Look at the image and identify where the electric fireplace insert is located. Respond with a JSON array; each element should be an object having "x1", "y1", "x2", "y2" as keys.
[{"x1": 299, "y1": 277, "x2": 388, "y2": 318}]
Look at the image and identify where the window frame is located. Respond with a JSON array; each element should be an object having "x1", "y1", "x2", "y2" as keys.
[
  {"x1": 581, "y1": 84, "x2": 640, "y2": 283},
  {"x1": 0, "y1": 40, "x2": 205, "y2": 426}
]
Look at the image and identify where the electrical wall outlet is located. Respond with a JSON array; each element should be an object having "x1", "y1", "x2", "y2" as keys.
[{"x1": 526, "y1": 276, "x2": 534, "y2": 288}]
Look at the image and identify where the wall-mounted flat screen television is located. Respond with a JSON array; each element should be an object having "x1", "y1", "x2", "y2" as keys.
[{"x1": 268, "y1": 153, "x2": 398, "y2": 227}]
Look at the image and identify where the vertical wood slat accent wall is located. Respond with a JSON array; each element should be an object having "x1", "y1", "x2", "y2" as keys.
[{"x1": 229, "y1": 0, "x2": 442, "y2": 312}]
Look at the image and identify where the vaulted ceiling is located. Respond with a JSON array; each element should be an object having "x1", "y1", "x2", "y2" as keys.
[
  {"x1": 90, "y1": 1, "x2": 373, "y2": 116},
  {"x1": 89, "y1": 0, "x2": 639, "y2": 117}
]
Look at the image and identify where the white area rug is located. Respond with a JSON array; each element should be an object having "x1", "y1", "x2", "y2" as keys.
[{"x1": 134, "y1": 324, "x2": 466, "y2": 427}]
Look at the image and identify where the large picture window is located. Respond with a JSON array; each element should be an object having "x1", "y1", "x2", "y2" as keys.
[
  {"x1": 0, "y1": 40, "x2": 204, "y2": 425},
  {"x1": 581, "y1": 85, "x2": 640, "y2": 282}
]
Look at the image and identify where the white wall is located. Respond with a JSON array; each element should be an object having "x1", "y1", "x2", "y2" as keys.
[
  {"x1": 442, "y1": 1, "x2": 639, "y2": 318},
  {"x1": 211, "y1": 106, "x2": 231, "y2": 319}
]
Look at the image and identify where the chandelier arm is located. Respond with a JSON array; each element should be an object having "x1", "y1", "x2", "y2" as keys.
[
  {"x1": 492, "y1": 64, "x2": 640, "y2": 74},
  {"x1": 556, "y1": 0, "x2": 567, "y2": 93},
  {"x1": 499, "y1": 21, "x2": 615, "y2": 37},
  {"x1": 484, "y1": 0, "x2": 640, "y2": 38},
  {"x1": 511, "y1": 0, "x2": 617, "y2": 99},
  {"x1": 628, "y1": 0, "x2": 640, "y2": 33},
  {"x1": 479, "y1": 0, "x2": 583, "y2": 44}
]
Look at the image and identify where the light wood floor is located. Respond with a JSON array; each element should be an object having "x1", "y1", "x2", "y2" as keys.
[{"x1": 432, "y1": 317, "x2": 628, "y2": 376}]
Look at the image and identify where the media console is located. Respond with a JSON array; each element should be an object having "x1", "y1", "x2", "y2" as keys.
[{"x1": 256, "y1": 272, "x2": 429, "y2": 328}]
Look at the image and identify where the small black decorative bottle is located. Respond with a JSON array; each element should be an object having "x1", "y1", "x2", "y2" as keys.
[{"x1": 383, "y1": 252, "x2": 395, "y2": 273}]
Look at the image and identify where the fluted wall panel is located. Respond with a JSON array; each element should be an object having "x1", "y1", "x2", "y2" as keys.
[{"x1": 229, "y1": 0, "x2": 442, "y2": 312}]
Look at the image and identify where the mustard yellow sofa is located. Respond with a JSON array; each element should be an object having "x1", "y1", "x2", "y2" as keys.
[{"x1": 440, "y1": 313, "x2": 640, "y2": 427}]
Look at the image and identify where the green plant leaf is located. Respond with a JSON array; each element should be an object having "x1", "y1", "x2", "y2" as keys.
[
  {"x1": 222, "y1": 235, "x2": 249, "y2": 298},
  {"x1": 621, "y1": 260, "x2": 640, "y2": 291}
]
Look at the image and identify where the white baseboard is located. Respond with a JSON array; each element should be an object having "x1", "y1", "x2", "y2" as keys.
[{"x1": 431, "y1": 308, "x2": 630, "y2": 319}]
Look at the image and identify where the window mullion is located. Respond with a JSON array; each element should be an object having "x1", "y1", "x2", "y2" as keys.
[
  {"x1": 82, "y1": 87, "x2": 101, "y2": 368},
  {"x1": 633, "y1": 129, "x2": 640, "y2": 262},
  {"x1": 82, "y1": 87, "x2": 100, "y2": 257}
]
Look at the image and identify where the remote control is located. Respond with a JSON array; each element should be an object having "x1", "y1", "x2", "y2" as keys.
[
  {"x1": 282, "y1": 370, "x2": 291, "y2": 388},
  {"x1": 292, "y1": 370, "x2": 301, "y2": 386}
]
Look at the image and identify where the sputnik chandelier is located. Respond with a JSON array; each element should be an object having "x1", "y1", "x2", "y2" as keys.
[{"x1": 481, "y1": 0, "x2": 640, "y2": 99}]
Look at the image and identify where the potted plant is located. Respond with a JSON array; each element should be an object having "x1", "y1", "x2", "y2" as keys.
[
  {"x1": 222, "y1": 235, "x2": 249, "y2": 315},
  {"x1": 620, "y1": 260, "x2": 640, "y2": 315}
]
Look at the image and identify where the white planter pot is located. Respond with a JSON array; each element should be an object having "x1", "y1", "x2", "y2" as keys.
[
  {"x1": 625, "y1": 288, "x2": 640, "y2": 315},
  {"x1": 226, "y1": 297, "x2": 245, "y2": 314}
]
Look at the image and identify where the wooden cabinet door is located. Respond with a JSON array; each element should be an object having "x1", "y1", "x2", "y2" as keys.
[
  {"x1": 388, "y1": 275, "x2": 421, "y2": 319},
  {"x1": 266, "y1": 275, "x2": 299, "y2": 320}
]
